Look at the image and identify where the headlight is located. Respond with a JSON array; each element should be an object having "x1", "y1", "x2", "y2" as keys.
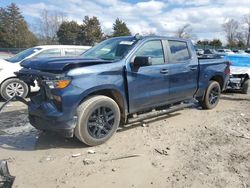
[{"x1": 45, "y1": 79, "x2": 71, "y2": 89}]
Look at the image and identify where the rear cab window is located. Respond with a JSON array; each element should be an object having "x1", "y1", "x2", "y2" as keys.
[{"x1": 167, "y1": 40, "x2": 191, "y2": 63}]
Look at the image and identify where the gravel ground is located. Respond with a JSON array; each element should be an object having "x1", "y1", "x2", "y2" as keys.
[{"x1": 0, "y1": 92, "x2": 249, "y2": 188}]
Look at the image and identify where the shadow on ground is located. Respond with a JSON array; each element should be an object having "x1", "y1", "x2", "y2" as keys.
[
  {"x1": 221, "y1": 92, "x2": 250, "y2": 102},
  {"x1": 0, "y1": 104, "x2": 182, "y2": 151}
]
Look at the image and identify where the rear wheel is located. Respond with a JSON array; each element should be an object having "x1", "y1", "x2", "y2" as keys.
[
  {"x1": 242, "y1": 79, "x2": 250, "y2": 94},
  {"x1": 75, "y1": 95, "x2": 120, "y2": 146},
  {"x1": 200, "y1": 81, "x2": 221, "y2": 109},
  {"x1": 0, "y1": 78, "x2": 29, "y2": 101}
]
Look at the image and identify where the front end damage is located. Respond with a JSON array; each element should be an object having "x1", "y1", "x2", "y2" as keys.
[{"x1": 16, "y1": 68, "x2": 78, "y2": 138}]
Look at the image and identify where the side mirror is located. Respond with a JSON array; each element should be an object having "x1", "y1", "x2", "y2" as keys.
[{"x1": 131, "y1": 56, "x2": 152, "y2": 71}]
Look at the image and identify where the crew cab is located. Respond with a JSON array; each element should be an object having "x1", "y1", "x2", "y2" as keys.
[{"x1": 17, "y1": 36, "x2": 230, "y2": 146}]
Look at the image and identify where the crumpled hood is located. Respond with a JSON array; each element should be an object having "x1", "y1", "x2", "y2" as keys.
[{"x1": 20, "y1": 57, "x2": 113, "y2": 72}]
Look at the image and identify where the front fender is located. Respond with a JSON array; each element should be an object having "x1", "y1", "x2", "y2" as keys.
[{"x1": 77, "y1": 85, "x2": 128, "y2": 114}]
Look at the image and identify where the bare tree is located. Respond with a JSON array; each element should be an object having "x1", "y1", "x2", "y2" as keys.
[
  {"x1": 175, "y1": 24, "x2": 196, "y2": 39},
  {"x1": 222, "y1": 19, "x2": 239, "y2": 47},
  {"x1": 243, "y1": 12, "x2": 250, "y2": 47},
  {"x1": 38, "y1": 9, "x2": 66, "y2": 44}
]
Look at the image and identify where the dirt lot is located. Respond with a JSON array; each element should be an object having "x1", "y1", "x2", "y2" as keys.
[{"x1": 0, "y1": 92, "x2": 249, "y2": 188}]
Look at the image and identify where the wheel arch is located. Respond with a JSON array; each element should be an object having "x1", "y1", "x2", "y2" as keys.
[
  {"x1": 0, "y1": 76, "x2": 17, "y2": 86},
  {"x1": 209, "y1": 75, "x2": 224, "y2": 89},
  {"x1": 0, "y1": 77, "x2": 30, "y2": 91},
  {"x1": 78, "y1": 87, "x2": 128, "y2": 124}
]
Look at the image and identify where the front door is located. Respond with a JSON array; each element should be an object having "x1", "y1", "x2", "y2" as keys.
[{"x1": 126, "y1": 40, "x2": 170, "y2": 113}]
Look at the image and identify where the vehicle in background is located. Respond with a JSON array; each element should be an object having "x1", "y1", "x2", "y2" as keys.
[
  {"x1": 245, "y1": 49, "x2": 250, "y2": 54},
  {"x1": 0, "y1": 45, "x2": 91, "y2": 100},
  {"x1": 196, "y1": 48, "x2": 204, "y2": 56},
  {"x1": 200, "y1": 49, "x2": 223, "y2": 59},
  {"x1": 216, "y1": 49, "x2": 234, "y2": 55},
  {"x1": 232, "y1": 49, "x2": 247, "y2": 54},
  {"x1": 0, "y1": 51, "x2": 14, "y2": 59},
  {"x1": 225, "y1": 54, "x2": 250, "y2": 94},
  {"x1": 17, "y1": 35, "x2": 230, "y2": 146}
]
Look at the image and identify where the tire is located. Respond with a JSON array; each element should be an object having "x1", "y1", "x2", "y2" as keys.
[
  {"x1": 242, "y1": 79, "x2": 250, "y2": 94},
  {"x1": 74, "y1": 95, "x2": 121, "y2": 146},
  {"x1": 200, "y1": 81, "x2": 221, "y2": 110},
  {"x1": 0, "y1": 78, "x2": 29, "y2": 101}
]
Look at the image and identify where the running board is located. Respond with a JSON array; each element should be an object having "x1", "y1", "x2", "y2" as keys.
[{"x1": 127, "y1": 102, "x2": 194, "y2": 124}]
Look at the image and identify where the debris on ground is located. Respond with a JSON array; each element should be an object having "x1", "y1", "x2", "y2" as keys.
[
  {"x1": 83, "y1": 159, "x2": 95, "y2": 165},
  {"x1": 101, "y1": 154, "x2": 142, "y2": 162},
  {"x1": 154, "y1": 148, "x2": 169, "y2": 156},
  {"x1": 0, "y1": 94, "x2": 250, "y2": 187},
  {"x1": 0, "y1": 160, "x2": 15, "y2": 188},
  {"x1": 71, "y1": 153, "x2": 81, "y2": 158},
  {"x1": 142, "y1": 123, "x2": 149, "y2": 127},
  {"x1": 87, "y1": 150, "x2": 96, "y2": 154}
]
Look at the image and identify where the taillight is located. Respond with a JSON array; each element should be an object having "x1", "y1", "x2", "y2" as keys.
[
  {"x1": 225, "y1": 67, "x2": 230, "y2": 75},
  {"x1": 224, "y1": 61, "x2": 231, "y2": 75},
  {"x1": 226, "y1": 61, "x2": 232, "y2": 66}
]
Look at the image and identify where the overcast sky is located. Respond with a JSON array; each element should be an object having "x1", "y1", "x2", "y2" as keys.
[{"x1": 1, "y1": 0, "x2": 250, "y2": 42}]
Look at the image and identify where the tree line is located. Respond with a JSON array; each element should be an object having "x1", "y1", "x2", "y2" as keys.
[
  {"x1": 57, "y1": 17, "x2": 131, "y2": 45},
  {"x1": 0, "y1": 3, "x2": 37, "y2": 48},
  {"x1": 194, "y1": 14, "x2": 250, "y2": 49},
  {"x1": 0, "y1": 3, "x2": 131, "y2": 48},
  {"x1": 222, "y1": 16, "x2": 250, "y2": 48}
]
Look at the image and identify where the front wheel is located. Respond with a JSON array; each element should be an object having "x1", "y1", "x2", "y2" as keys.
[
  {"x1": 200, "y1": 81, "x2": 221, "y2": 110},
  {"x1": 0, "y1": 78, "x2": 29, "y2": 101},
  {"x1": 75, "y1": 95, "x2": 121, "y2": 146}
]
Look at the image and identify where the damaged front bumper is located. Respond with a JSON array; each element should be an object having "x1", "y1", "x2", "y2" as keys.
[
  {"x1": 16, "y1": 68, "x2": 79, "y2": 138},
  {"x1": 28, "y1": 100, "x2": 77, "y2": 138}
]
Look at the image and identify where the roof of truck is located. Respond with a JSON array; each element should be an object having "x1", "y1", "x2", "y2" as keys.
[{"x1": 111, "y1": 35, "x2": 191, "y2": 42}]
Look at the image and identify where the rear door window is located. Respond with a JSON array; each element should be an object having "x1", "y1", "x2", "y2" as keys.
[{"x1": 168, "y1": 41, "x2": 190, "y2": 63}]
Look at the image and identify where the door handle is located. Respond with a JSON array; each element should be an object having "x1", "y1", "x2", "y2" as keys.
[
  {"x1": 190, "y1": 67, "x2": 197, "y2": 71},
  {"x1": 160, "y1": 69, "x2": 169, "y2": 74}
]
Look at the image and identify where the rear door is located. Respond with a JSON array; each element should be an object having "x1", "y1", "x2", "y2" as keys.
[
  {"x1": 164, "y1": 40, "x2": 198, "y2": 102},
  {"x1": 126, "y1": 40, "x2": 170, "y2": 113}
]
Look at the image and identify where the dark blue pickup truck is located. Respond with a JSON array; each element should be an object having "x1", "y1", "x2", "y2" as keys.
[{"x1": 17, "y1": 35, "x2": 230, "y2": 146}]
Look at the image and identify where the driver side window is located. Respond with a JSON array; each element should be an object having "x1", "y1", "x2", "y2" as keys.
[{"x1": 135, "y1": 40, "x2": 165, "y2": 65}]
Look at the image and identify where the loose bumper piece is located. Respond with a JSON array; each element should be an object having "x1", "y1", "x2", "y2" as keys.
[{"x1": 0, "y1": 160, "x2": 15, "y2": 188}]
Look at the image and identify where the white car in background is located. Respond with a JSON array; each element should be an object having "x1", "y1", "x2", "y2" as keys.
[
  {"x1": 216, "y1": 49, "x2": 234, "y2": 55},
  {"x1": 0, "y1": 45, "x2": 91, "y2": 100}
]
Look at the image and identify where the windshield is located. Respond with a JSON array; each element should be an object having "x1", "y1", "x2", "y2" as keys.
[
  {"x1": 7, "y1": 47, "x2": 42, "y2": 63},
  {"x1": 82, "y1": 37, "x2": 138, "y2": 60}
]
